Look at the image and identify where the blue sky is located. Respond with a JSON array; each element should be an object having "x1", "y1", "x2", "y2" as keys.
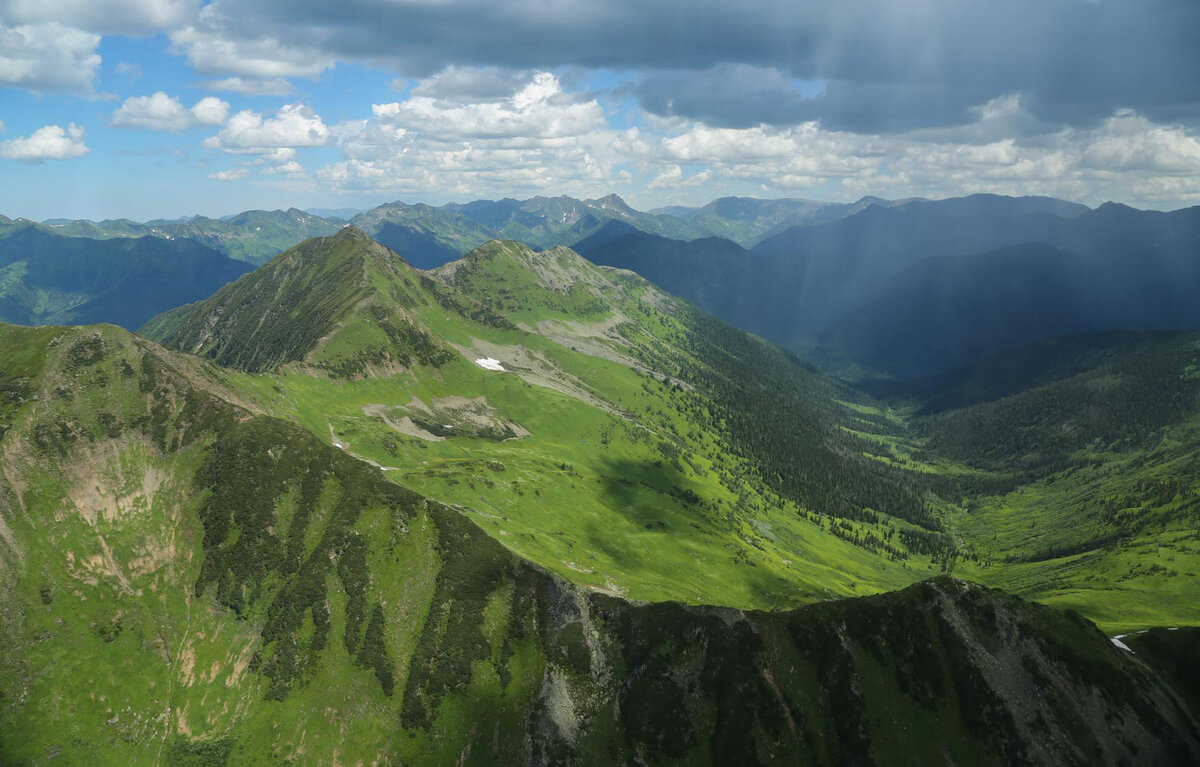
[{"x1": 1, "y1": 0, "x2": 1199, "y2": 221}]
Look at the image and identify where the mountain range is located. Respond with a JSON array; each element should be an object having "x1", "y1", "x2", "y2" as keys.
[
  {"x1": 16, "y1": 191, "x2": 1200, "y2": 381},
  {"x1": 578, "y1": 195, "x2": 1200, "y2": 378},
  {"x1": 3, "y1": 227, "x2": 1200, "y2": 762},
  {"x1": 2, "y1": 200, "x2": 1199, "y2": 763}
]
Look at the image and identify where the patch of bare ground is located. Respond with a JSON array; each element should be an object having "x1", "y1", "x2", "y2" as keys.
[{"x1": 451, "y1": 338, "x2": 619, "y2": 414}]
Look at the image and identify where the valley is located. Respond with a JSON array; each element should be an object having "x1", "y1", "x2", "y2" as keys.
[{"x1": 1, "y1": 205, "x2": 1198, "y2": 764}]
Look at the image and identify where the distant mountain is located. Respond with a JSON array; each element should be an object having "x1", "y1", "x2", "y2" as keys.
[
  {"x1": 809, "y1": 241, "x2": 1200, "y2": 380},
  {"x1": 687, "y1": 196, "x2": 876, "y2": 246},
  {"x1": 349, "y1": 202, "x2": 497, "y2": 269},
  {"x1": 305, "y1": 206, "x2": 362, "y2": 219},
  {"x1": 567, "y1": 218, "x2": 640, "y2": 251},
  {"x1": 146, "y1": 207, "x2": 343, "y2": 264},
  {"x1": 647, "y1": 204, "x2": 699, "y2": 218},
  {"x1": 0, "y1": 226, "x2": 252, "y2": 329},
  {"x1": 644, "y1": 195, "x2": 923, "y2": 247},
  {"x1": 574, "y1": 230, "x2": 777, "y2": 336},
  {"x1": 37, "y1": 207, "x2": 343, "y2": 264},
  {"x1": 586, "y1": 195, "x2": 1200, "y2": 379},
  {"x1": 444, "y1": 193, "x2": 706, "y2": 249}
]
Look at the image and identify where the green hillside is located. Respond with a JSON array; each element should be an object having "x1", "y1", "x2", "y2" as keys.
[
  {"x1": 5, "y1": 227, "x2": 1200, "y2": 763},
  {"x1": 0, "y1": 324, "x2": 1195, "y2": 763},
  {"x1": 139, "y1": 231, "x2": 1200, "y2": 631},
  {"x1": 144, "y1": 231, "x2": 953, "y2": 610},
  {"x1": 870, "y1": 331, "x2": 1200, "y2": 630}
]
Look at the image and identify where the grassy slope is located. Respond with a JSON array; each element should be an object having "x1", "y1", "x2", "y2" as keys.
[
  {"x1": 892, "y1": 331, "x2": 1200, "y2": 631},
  {"x1": 1, "y1": 325, "x2": 1196, "y2": 764},
  {"x1": 141, "y1": 233, "x2": 1200, "y2": 632},
  {"x1": 145, "y1": 236, "x2": 957, "y2": 612}
]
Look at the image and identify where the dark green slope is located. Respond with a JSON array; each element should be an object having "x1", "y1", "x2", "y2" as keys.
[
  {"x1": 0, "y1": 225, "x2": 252, "y2": 329},
  {"x1": 917, "y1": 330, "x2": 1200, "y2": 472},
  {"x1": 867, "y1": 329, "x2": 1191, "y2": 415},
  {"x1": 140, "y1": 228, "x2": 376, "y2": 372},
  {"x1": 139, "y1": 227, "x2": 461, "y2": 374},
  {"x1": 1, "y1": 325, "x2": 1196, "y2": 764}
]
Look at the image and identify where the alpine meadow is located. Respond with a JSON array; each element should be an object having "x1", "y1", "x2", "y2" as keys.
[{"x1": 2, "y1": 1, "x2": 1200, "y2": 765}]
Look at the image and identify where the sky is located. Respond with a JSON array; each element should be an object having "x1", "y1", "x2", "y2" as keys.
[{"x1": 1, "y1": 0, "x2": 1198, "y2": 221}]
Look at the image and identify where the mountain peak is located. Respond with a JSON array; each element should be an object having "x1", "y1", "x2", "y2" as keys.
[
  {"x1": 330, "y1": 224, "x2": 372, "y2": 242},
  {"x1": 142, "y1": 229, "x2": 423, "y2": 373},
  {"x1": 588, "y1": 193, "x2": 635, "y2": 214}
]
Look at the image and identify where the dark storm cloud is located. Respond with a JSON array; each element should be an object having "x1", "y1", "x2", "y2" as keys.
[
  {"x1": 633, "y1": 66, "x2": 1003, "y2": 133},
  {"x1": 185, "y1": 0, "x2": 1200, "y2": 132}
]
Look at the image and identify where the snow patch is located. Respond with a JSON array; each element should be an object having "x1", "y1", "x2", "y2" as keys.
[{"x1": 475, "y1": 357, "x2": 505, "y2": 371}]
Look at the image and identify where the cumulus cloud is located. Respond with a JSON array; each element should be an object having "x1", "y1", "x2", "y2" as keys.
[
  {"x1": 111, "y1": 92, "x2": 230, "y2": 130},
  {"x1": 196, "y1": 76, "x2": 294, "y2": 96},
  {"x1": 208, "y1": 103, "x2": 329, "y2": 150},
  {"x1": 368, "y1": 73, "x2": 604, "y2": 143},
  {"x1": 0, "y1": 122, "x2": 89, "y2": 161},
  {"x1": 208, "y1": 167, "x2": 250, "y2": 181},
  {"x1": 1080, "y1": 111, "x2": 1200, "y2": 174},
  {"x1": 314, "y1": 71, "x2": 613, "y2": 197},
  {"x1": 0, "y1": 23, "x2": 101, "y2": 92},
  {"x1": 647, "y1": 165, "x2": 712, "y2": 190}
]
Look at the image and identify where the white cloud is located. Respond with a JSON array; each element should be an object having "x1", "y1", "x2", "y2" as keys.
[
  {"x1": 370, "y1": 72, "x2": 605, "y2": 142},
  {"x1": 0, "y1": 23, "x2": 100, "y2": 92},
  {"x1": 0, "y1": 122, "x2": 88, "y2": 161},
  {"x1": 647, "y1": 165, "x2": 712, "y2": 190},
  {"x1": 210, "y1": 103, "x2": 329, "y2": 150},
  {"x1": 258, "y1": 147, "x2": 296, "y2": 164},
  {"x1": 208, "y1": 167, "x2": 250, "y2": 181},
  {"x1": 611, "y1": 102, "x2": 1200, "y2": 209},
  {"x1": 262, "y1": 160, "x2": 305, "y2": 176},
  {"x1": 196, "y1": 76, "x2": 294, "y2": 96},
  {"x1": 111, "y1": 91, "x2": 230, "y2": 130},
  {"x1": 1081, "y1": 111, "x2": 1200, "y2": 174},
  {"x1": 190, "y1": 96, "x2": 230, "y2": 125},
  {"x1": 314, "y1": 71, "x2": 615, "y2": 198}
]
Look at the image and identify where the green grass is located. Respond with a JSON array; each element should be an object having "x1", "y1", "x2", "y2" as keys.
[{"x1": 2, "y1": 318, "x2": 1198, "y2": 763}]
